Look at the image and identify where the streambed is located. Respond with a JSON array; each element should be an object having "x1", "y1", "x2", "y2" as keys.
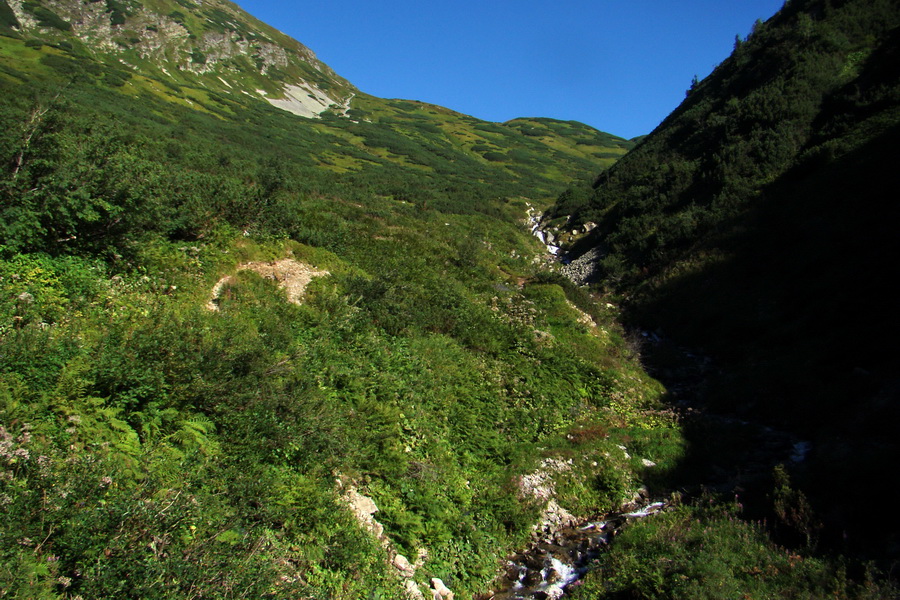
[
  {"x1": 480, "y1": 214, "x2": 814, "y2": 598},
  {"x1": 484, "y1": 501, "x2": 667, "y2": 599}
]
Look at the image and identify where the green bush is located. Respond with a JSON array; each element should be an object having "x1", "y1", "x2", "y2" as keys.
[
  {"x1": 105, "y1": 0, "x2": 130, "y2": 26},
  {"x1": 1, "y1": 0, "x2": 20, "y2": 29},
  {"x1": 569, "y1": 502, "x2": 895, "y2": 600},
  {"x1": 22, "y1": 2, "x2": 72, "y2": 31}
]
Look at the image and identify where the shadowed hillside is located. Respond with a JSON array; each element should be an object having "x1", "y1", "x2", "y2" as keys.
[{"x1": 553, "y1": 0, "x2": 900, "y2": 569}]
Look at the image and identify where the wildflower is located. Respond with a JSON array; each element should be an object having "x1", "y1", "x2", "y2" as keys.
[
  {"x1": 57, "y1": 576, "x2": 72, "y2": 588},
  {"x1": 100, "y1": 476, "x2": 113, "y2": 487}
]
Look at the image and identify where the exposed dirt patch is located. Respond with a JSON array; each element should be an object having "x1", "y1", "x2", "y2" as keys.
[{"x1": 206, "y1": 258, "x2": 328, "y2": 311}]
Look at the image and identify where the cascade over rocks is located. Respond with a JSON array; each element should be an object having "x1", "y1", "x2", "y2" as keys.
[{"x1": 524, "y1": 206, "x2": 601, "y2": 286}]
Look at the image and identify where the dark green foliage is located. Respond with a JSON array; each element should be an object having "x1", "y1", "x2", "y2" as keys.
[
  {"x1": 201, "y1": 7, "x2": 266, "y2": 42},
  {"x1": 0, "y1": 0, "x2": 19, "y2": 30},
  {"x1": 104, "y1": 0, "x2": 131, "y2": 26},
  {"x1": 101, "y1": 67, "x2": 131, "y2": 86},
  {"x1": 562, "y1": 0, "x2": 900, "y2": 287},
  {"x1": 22, "y1": 1, "x2": 72, "y2": 31},
  {"x1": 0, "y1": 35, "x2": 664, "y2": 596},
  {"x1": 39, "y1": 53, "x2": 81, "y2": 76},
  {"x1": 553, "y1": 0, "x2": 900, "y2": 569},
  {"x1": 547, "y1": 185, "x2": 592, "y2": 220},
  {"x1": 7, "y1": 0, "x2": 894, "y2": 592},
  {"x1": 569, "y1": 501, "x2": 893, "y2": 600}
]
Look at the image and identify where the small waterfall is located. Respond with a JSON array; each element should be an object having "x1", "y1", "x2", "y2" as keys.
[
  {"x1": 487, "y1": 501, "x2": 667, "y2": 599},
  {"x1": 526, "y1": 205, "x2": 561, "y2": 256}
]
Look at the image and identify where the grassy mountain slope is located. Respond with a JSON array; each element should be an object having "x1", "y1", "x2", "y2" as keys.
[
  {"x1": 0, "y1": 29, "x2": 634, "y2": 248},
  {"x1": 0, "y1": 11, "x2": 669, "y2": 599},
  {"x1": 1, "y1": 0, "x2": 355, "y2": 109},
  {"x1": 552, "y1": 0, "x2": 900, "y2": 565}
]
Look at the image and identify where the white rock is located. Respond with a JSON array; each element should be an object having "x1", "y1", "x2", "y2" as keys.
[
  {"x1": 405, "y1": 579, "x2": 426, "y2": 600},
  {"x1": 393, "y1": 553, "x2": 415, "y2": 577},
  {"x1": 430, "y1": 577, "x2": 454, "y2": 599}
]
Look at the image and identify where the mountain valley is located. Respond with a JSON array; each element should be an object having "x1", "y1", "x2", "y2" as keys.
[{"x1": 1, "y1": 0, "x2": 898, "y2": 598}]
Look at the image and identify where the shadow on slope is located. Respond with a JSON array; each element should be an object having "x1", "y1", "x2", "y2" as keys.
[{"x1": 634, "y1": 121, "x2": 900, "y2": 561}]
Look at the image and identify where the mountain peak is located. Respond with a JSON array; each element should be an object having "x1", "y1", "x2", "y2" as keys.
[{"x1": 3, "y1": 0, "x2": 355, "y2": 117}]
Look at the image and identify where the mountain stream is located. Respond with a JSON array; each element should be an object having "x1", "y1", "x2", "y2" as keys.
[
  {"x1": 475, "y1": 212, "x2": 812, "y2": 599},
  {"x1": 482, "y1": 500, "x2": 668, "y2": 599}
]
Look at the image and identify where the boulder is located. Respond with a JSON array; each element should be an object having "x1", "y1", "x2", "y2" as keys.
[
  {"x1": 393, "y1": 553, "x2": 415, "y2": 578},
  {"x1": 430, "y1": 577, "x2": 454, "y2": 599}
]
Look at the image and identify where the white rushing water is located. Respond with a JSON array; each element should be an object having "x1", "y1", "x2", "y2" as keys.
[
  {"x1": 623, "y1": 502, "x2": 666, "y2": 518},
  {"x1": 526, "y1": 205, "x2": 561, "y2": 255},
  {"x1": 537, "y1": 558, "x2": 579, "y2": 599},
  {"x1": 493, "y1": 501, "x2": 668, "y2": 599}
]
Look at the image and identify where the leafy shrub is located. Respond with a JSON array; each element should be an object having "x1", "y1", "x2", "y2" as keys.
[
  {"x1": 100, "y1": 69, "x2": 126, "y2": 86},
  {"x1": 22, "y1": 2, "x2": 72, "y2": 31},
  {"x1": 569, "y1": 501, "x2": 895, "y2": 600},
  {"x1": 39, "y1": 53, "x2": 84, "y2": 76},
  {"x1": 0, "y1": 0, "x2": 20, "y2": 29}
]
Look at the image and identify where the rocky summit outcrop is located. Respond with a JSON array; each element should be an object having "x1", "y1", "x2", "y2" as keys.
[{"x1": 5, "y1": 0, "x2": 354, "y2": 117}]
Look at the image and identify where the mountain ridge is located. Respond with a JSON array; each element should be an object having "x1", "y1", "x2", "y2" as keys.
[{"x1": 2, "y1": 0, "x2": 356, "y2": 117}]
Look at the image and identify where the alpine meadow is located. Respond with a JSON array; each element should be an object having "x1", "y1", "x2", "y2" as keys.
[{"x1": 0, "y1": 0, "x2": 898, "y2": 598}]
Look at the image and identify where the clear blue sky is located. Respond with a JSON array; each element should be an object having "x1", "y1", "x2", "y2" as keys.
[{"x1": 236, "y1": 1, "x2": 784, "y2": 139}]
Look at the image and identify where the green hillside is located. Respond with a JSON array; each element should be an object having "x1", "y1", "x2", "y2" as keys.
[
  {"x1": 0, "y1": 5, "x2": 673, "y2": 598},
  {"x1": 552, "y1": 0, "x2": 900, "y2": 573}
]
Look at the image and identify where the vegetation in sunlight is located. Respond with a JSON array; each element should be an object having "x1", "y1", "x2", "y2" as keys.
[{"x1": 0, "y1": 20, "x2": 664, "y2": 595}]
